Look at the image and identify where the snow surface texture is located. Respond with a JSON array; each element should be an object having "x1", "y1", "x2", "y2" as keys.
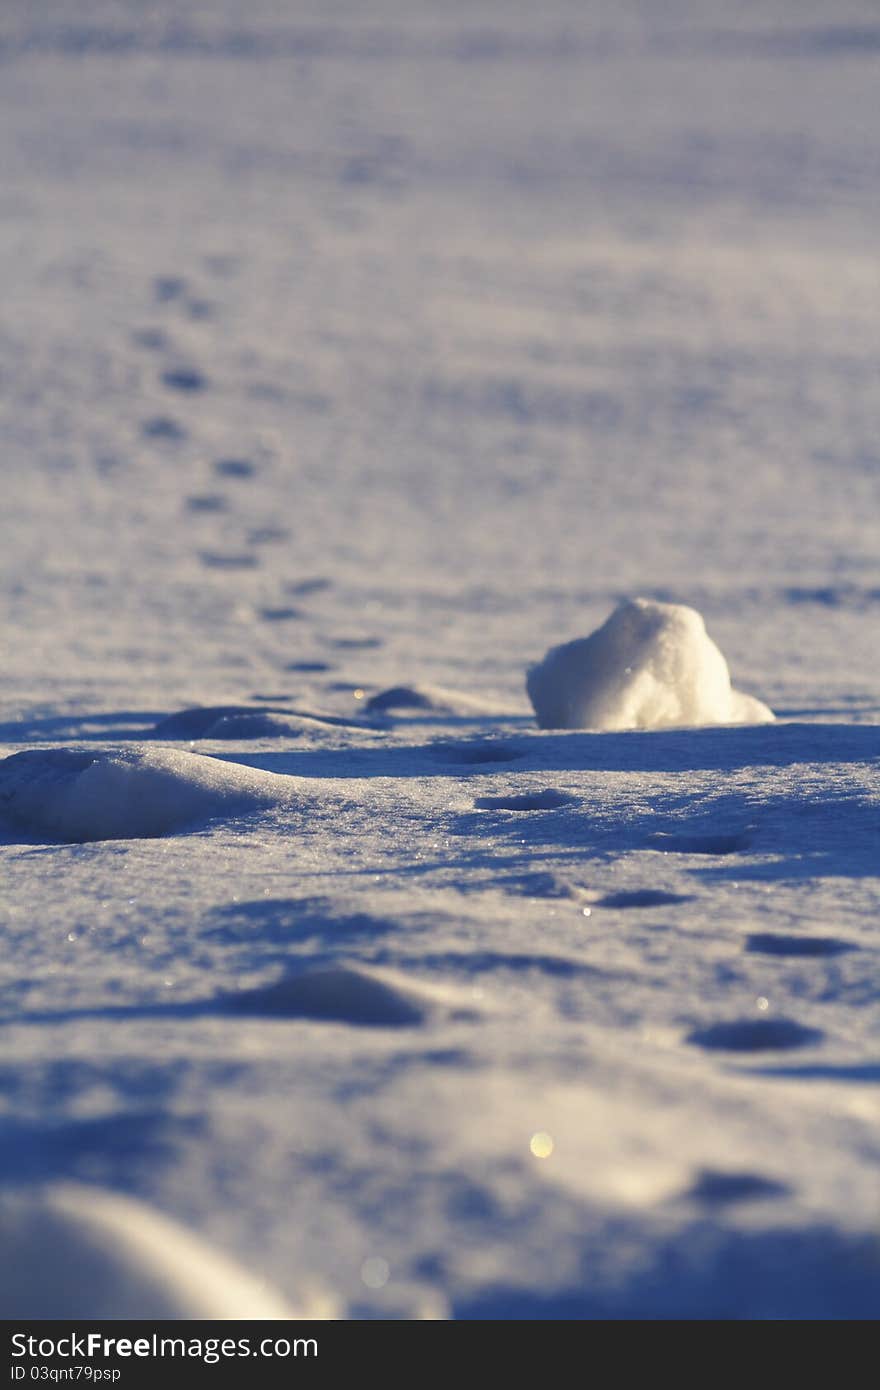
[
  {"x1": 527, "y1": 598, "x2": 774, "y2": 731},
  {"x1": 2, "y1": 0, "x2": 880, "y2": 1321}
]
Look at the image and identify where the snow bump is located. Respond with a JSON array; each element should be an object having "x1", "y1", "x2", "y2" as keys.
[{"x1": 0, "y1": 746, "x2": 291, "y2": 843}]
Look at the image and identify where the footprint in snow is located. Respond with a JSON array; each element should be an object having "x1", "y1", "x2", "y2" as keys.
[
  {"x1": 746, "y1": 934, "x2": 855, "y2": 957},
  {"x1": 645, "y1": 830, "x2": 752, "y2": 855},
  {"x1": 198, "y1": 552, "x2": 259, "y2": 570},
  {"x1": 141, "y1": 416, "x2": 187, "y2": 442},
  {"x1": 259, "y1": 606, "x2": 304, "y2": 622},
  {"x1": 214, "y1": 458, "x2": 256, "y2": 479},
  {"x1": 686, "y1": 1169, "x2": 791, "y2": 1206},
  {"x1": 331, "y1": 636, "x2": 383, "y2": 650},
  {"x1": 161, "y1": 366, "x2": 207, "y2": 393},
  {"x1": 597, "y1": 889, "x2": 692, "y2": 908},
  {"x1": 153, "y1": 275, "x2": 187, "y2": 303},
  {"x1": 687, "y1": 1018, "x2": 823, "y2": 1052},
  {"x1": 432, "y1": 741, "x2": 524, "y2": 766},
  {"x1": 286, "y1": 577, "x2": 332, "y2": 596},
  {"x1": 248, "y1": 526, "x2": 289, "y2": 545},
  {"x1": 132, "y1": 327, "x2": 169, "y2": 351},
  {"x1": 185, "y1": 494, "x2": 228, "y2": 514},
  {"x1": 474, "y1": 790, "x2": 577, "y2": 812}
]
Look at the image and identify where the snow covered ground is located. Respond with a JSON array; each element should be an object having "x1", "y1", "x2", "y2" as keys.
[{"x1": 1, "y1": 0, "x2": 879, "y2": 1318}]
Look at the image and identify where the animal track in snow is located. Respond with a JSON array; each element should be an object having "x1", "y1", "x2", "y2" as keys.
[
  {"x1": 162, "y1": 366, "x2": 207, "y2": 393},
  {"x1": 746, "y1": 934, "x2": 855, "y2": 957},
  {"x1": 198, "y1": 552, "x2": 259, "y2": 570},
  {"x1": 185, "y1": 494, "x2": 228, "y2": 513},
  {"x1": 645, "y1": 830, "x2": 752, "y2": 855},
  {"x1": 132, "y1": 327, "x2": 169, "y2": 351},
  {"x1": 330, "y1": 636, "x2": 383, "y2": 650},
  {"x1": 214, "y1": 458, "x2": 256, "y2": 479},
  {"x1": 141, "y1": 416, "x2": 187, "y2": 442},
  {"x1": 248, "y1": 527, "x2": 289, "y2": 545},
  {"x1": 259, "y1": 606, "x2": 304, "y2": 622},
  {"x1": 286, "y1": 577, "x2": 332, "y2": 596},
  {"x1": 687, "y1": 1018, "x2": 823, "y2": 1052},
  {"x1": 431, "y1": 741, "x2": 524, "y2": 767},
  {"x1": 153, "y1": 275, "x2": 187, "y2": 303},
  {"x1": 597, "y1": 889, "x2": 692, "y2": 909},
  {"x1": 474, "y1": 789, "x2": 577, "y2": 812},
  {"x1": 687, "y1": 1169, "x2": 791, "y2": 1206}
]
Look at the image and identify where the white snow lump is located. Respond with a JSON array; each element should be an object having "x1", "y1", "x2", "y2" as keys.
[{"x1": 527, "y1": 598, "x2": 773, "y2": 731}]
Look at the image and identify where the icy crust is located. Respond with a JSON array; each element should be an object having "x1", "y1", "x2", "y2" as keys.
[
  {"x1": 0, "y1": 746, "x2": 292, "y2": 843},
  {"x1": 0, "y1": 1184, "x2": 312, "y2": 1319},
  {"x1": 527, "y1": 599, "x2": 774, "y2": 732}
]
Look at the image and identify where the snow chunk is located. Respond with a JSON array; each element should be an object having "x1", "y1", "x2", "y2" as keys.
[
  {"x1": 0, "y1": 746, "x2": 291, "y2": 842},
  {"x1": 527, "y1": 598, "x2": 774, "y2": 731},
  {"x1": 0, "y1": 1183, "x2": 321, "y2": 1318}
]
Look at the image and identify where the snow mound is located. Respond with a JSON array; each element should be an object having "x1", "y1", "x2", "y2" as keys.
[
  {"x1": 226, "y1": 964, "x2": 481, "y2": 1028},
  {"x1": 152, "y1": 705, "x2": 288, "y2": 738},
  {"x1": 0, "y1": 746, "x2": 291, "y2": 842},
  {"x1": 527, "y1": 598, "x2": 774, "y2": 731},
  {"x1": 0, "y1": 1183, "x2": 322, "y2": 1318},
  {"x1": 365, "y1": 683, "x2": 498, "y2": 716}
]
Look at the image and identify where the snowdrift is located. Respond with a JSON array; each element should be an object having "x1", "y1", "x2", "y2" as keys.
[
  {"x1": 0, "y1": 746, "x2": 292, "y2": 842},
  {"x1": 0, "y1": 1183, "x2": 306, "y2": 1318}
]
